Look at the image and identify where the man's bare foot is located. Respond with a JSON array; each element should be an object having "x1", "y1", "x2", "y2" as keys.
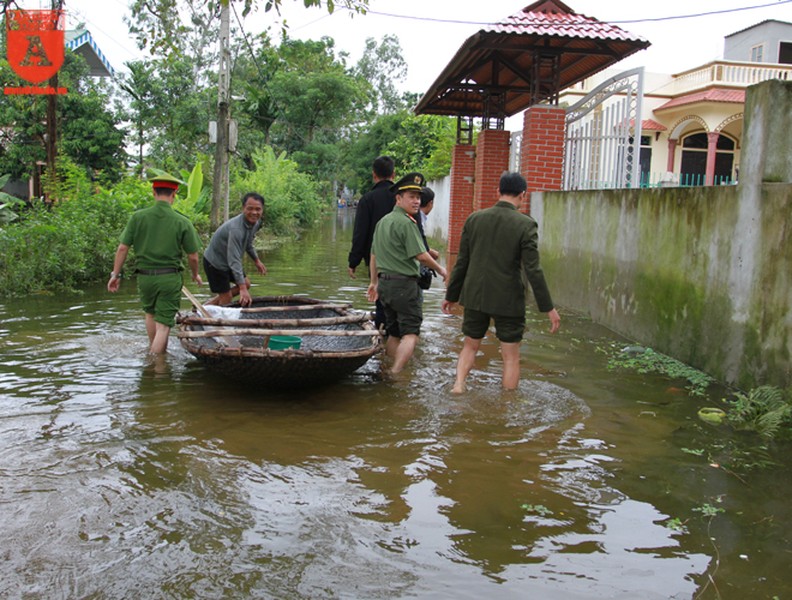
[{"x1": 451, "y1": 382, "x2": 466, "y2": 394}]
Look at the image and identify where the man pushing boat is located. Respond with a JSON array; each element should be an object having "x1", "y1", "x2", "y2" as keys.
[
  {"x1": 203, "y1": 192, "x2": 268, "y2": 307},
  {"x1": 107, "y1": 171, "x2": 203, "y2": 355}
]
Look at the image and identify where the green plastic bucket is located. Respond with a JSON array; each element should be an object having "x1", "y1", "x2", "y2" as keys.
[{"x1": 268, "y1": 335, "x2": 302, "y2": 350}]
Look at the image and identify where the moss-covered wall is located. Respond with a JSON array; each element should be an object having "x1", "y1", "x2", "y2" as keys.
[
  {"x1": 533, "y1": 183, "x2": 792, "y2": 389},
  {"x1": 741, "y1": 80, "x2": 792, "y2": 187},
  {"x1": 528, "y1": 80, "x2": 792, "y2": 389}
]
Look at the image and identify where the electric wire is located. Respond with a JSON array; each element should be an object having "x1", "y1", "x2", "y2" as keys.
[{"x1": 341, "y1": 0, "x2": 791, "y2": 26}]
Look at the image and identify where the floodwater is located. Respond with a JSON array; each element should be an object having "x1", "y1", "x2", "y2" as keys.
[{"x1": 1, "y1": 210, "x2": 791, "y2": 599}]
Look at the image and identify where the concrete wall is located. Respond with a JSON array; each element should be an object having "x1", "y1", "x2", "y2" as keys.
[
  {"x1": 431, "y1": 80, "x2": 791, "y2": 388},
  {"x1": 425, "y1": 175, "x2": 450, "y2": 241},
  {"x1": 530, "y1": 78, "x2": 792, "y2": 390},
  {"x1": 532, "y1": 183, "x2": 792, "y2": 389}
]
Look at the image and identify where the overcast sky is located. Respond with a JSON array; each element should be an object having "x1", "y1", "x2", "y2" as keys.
[{"x1": 50, "y1": 0, "x2": 792, "y2": 90}]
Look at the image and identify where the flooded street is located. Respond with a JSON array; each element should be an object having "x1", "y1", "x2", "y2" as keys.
[{"x1": 1, "y1": 210, "x2": 791, "y2": 599}]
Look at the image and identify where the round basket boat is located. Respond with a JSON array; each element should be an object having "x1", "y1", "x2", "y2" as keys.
[{"x1": 176, "y1": 295, "x2": 381, "y2": 388}]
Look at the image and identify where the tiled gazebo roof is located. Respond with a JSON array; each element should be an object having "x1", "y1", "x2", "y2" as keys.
[{"x1": 414, "y1": 0, "x2": 649, "y2": 118}]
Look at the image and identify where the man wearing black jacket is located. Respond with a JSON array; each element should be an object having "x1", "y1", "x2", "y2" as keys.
[{"x1": 348, "y1": 155, "x2": 395, "y2": 327}]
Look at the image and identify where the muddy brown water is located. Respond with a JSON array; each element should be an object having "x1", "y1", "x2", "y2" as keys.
[{"x1": 1, "y1": 210, "x2": 790, "y2": 599}]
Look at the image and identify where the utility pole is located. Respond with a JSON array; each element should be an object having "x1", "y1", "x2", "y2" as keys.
[
  {"x1": 211, "y1": 0, "x2": 231, "y2": 228},
  {"x1": 45, "y1": 0, "x2": 64, "y2": 202}
]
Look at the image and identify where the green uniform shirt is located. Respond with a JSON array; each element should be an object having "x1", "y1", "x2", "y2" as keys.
[
  {"x1": 120, "y1": 201, "x2": 201, "y2": 269},
  {"x1": 371, "y1": 206, "x2": 426, "y2": 277}
]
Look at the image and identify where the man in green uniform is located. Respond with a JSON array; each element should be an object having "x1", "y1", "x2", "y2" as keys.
[
  {"x1": 367, "y1": 172, "x2": 447, "y2": 375},
  {"x1": 442, "y1": 171, "x2": 560, "y2": 393},
  {"x1": 107, "y1": 172, "x2": 203, "y2": 354}
]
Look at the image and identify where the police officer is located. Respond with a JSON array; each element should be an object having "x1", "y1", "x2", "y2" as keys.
[
  {"x1": 107, "y1": 171, "x2": 203, "y2": 354},
  {"x1": 367, "y1": 172, "x2": 447, "y2": 375}
]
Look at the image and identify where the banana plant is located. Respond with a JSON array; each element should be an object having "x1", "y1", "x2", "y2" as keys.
[{"x1": 179, "y1": 163, "x2": 211, "y2": 215}]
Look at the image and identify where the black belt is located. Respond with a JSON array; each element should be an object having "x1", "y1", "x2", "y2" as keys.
[
  {"x1": 378, "y1": 273, "x2": 417, "y2": 281},
  {"x1": 136, "y1": 268, "x2": 180, "y2": 275}
]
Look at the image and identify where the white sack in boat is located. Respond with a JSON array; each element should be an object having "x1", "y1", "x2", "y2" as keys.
[{"x1": 204, "y1": 305, "x2": 243, "y2": 320}]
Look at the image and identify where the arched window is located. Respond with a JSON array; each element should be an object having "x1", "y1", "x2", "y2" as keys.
[{"x1": 680, "y1": 132, "x2": 736, "y2": 185}]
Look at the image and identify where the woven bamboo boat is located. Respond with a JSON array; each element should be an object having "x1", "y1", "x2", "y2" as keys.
[{"x1": 176, "y1": 295, "x2": 382, "y2": 387}]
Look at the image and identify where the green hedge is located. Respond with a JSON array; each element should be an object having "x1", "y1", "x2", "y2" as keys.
[
  {"x1": 0, "y1": 178, "x2": 149, "y2": 295},
  {"x1": 0, "y1": 147, "x2": 327, "y2": 296}
]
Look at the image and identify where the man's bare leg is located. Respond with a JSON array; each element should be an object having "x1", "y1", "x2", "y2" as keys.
[
  {"x1": 149, "y1": 321, "x2": 171, "y2": 354},
  {"x1": 391, "y1": 333, "x2": 418, "y2": 374},
  {"x1": 453, "y1": 336, "x2": 482, "y2": 394},
  {"x1": 385, "y1": 334, "x2": 401, "y2": 358},
  {"x1": 205, "y1": 290, "x2": 235, "y2": 306},
  {"x1": 145, "y1": 313, "x2": 157, "y2": 345},
  {"x1": 500, "y1": 341, "x2": 522, "y2": 390}
]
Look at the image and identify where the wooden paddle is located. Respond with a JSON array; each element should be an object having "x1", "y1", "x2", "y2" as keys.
[
  {"x1": 181, "y1": 286, "x2": 242, "y2": 348},
  {"x1": 181, "y1": 286, "x2": 212, "y2": 318}
]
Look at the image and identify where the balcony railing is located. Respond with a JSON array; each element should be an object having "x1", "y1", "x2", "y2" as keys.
[
  {"x1": 667, "y1": 60, "x2": 792, "y2": 95},
  {"x1": 567, "y1": 61, "x2": 792, "y2": 98}
]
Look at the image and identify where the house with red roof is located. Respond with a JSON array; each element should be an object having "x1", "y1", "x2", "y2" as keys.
[{"x1": 560, "y1": 19, "x2": 792, "y2": 187}]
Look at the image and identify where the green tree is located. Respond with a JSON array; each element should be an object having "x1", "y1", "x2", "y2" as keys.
[
  {"x1": 346, "y1": 111, "x2": 457, "y2": 193},
  {"x1": 354, "y1": 34, "x2": 408, "y2": 115},
  {"x1": 60, "y1": 81, "x2": 126, "y2": 184},
  {"x1": 272, "y1": 38, "x2": 368, "y2": 192},
  {"x1": 233, "y1": 34, "x2": 283, "y2": 148},
  {"x1": 118, "y1": 60, "x2": 162, "y2": 174},
  {"x1": 233, "y1": 36, "x2": 368, "y2": 194},
  {"x1": 127, "y1": 0, "x2": 371, "y2": 58},
  {"x1": 346, "y1": 112, "x2": 404, "y2": 193},
  {"x1": 383, "y1": 113, "x2": 456, "y2": 181},
  {"x1": 232, "y1": 146, "x2": 322, "y2": 234},
  {"x1": 0, "y1": 42, "x2": 126, "y2": 186},
  {"x1": 117, "y1": 56, "x2": 214, "y2": 170},
  {"x1": 269, "y1": 61, "x2": 365, "y2": 149}
]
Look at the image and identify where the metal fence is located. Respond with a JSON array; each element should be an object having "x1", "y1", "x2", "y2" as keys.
[
  {"x1": 638, "y1": 172, "x2": 735, "y2": 188},
  {"x1": 564, "y1": 68, "x2": 644, "y2": 191}
]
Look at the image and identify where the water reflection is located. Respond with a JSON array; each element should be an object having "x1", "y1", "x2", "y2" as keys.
[{"x1": 0, "y1": 210, "x2": 790, "y2": 598}]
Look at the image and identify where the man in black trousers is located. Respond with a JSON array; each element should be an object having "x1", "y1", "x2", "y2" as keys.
[{"x1": 348, "y1": 155, "x2": 395, "y2": 328}]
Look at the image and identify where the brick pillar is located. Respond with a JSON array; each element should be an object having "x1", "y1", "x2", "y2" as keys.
[
  {"x1": 473, "y1": 129, "x2": 511, "y2": 212},
  {"x1": 520, "y1": 105, "x2": 565, "y2": 214},
  {"x1": 447, "y1": 144, "x2": 476, "y2": 257}
]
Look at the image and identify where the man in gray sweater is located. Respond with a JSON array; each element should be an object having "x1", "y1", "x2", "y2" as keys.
[{"x1": 203, "y1": 192, "x2": 267, "y2": 306}]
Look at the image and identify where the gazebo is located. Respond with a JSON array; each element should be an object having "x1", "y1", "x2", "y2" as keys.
[{"x1": 414, "y1": 0, "x2": 649, "y2": 255}]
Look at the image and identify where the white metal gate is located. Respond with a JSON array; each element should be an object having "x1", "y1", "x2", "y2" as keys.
[{"x1": 563, "y1": 67, "x2": 644, "y2": 190}]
